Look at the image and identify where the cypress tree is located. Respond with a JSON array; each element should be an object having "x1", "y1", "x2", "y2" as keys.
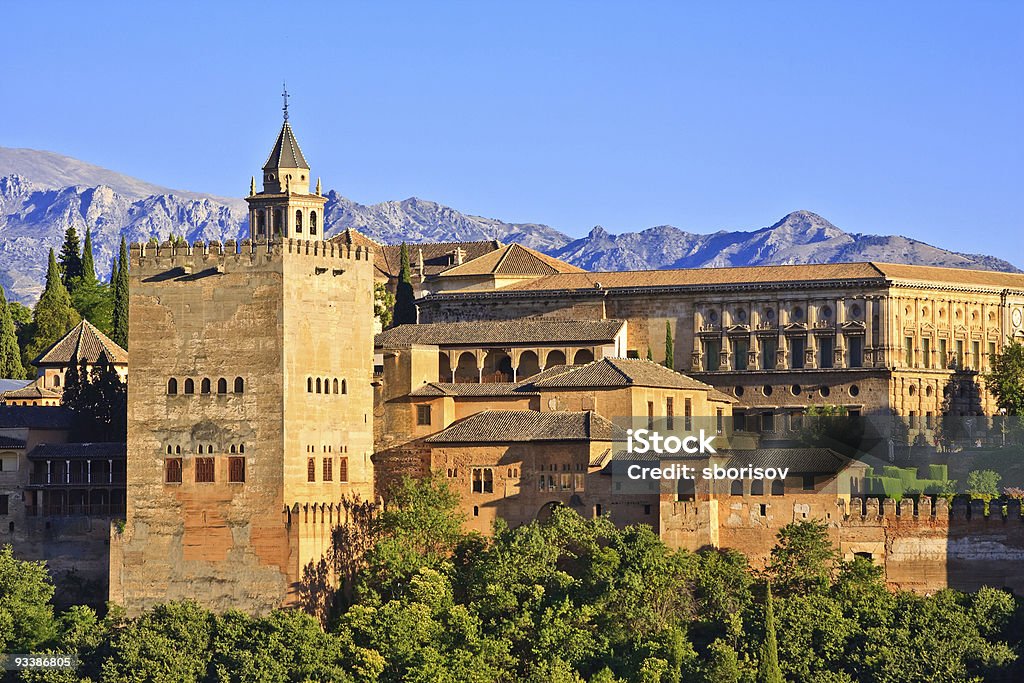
[
  {"x1": 393, "y1": 243, "x2": 417, "y2": 326},
  {"x1": 110, "y1": 236, "x2": 130, "y2": 349},
  {"x1": 58, "y1": 226, "x2": 83, "y2": 293},
  {"x1": 0, "y1": 285, "x2": 26, "y2": 379},
  {"x1": 664, "y1": 321, "x2": 674, "y2": 369},
  {"x1": 25, "y1": 249, "x2": 81, "y2": 366},
  {"x1": 758, "y1": 583, "x2": 785, "y2": 683},
  {"x1": 70, "y1": 228, "x2": 113, "y2": 333},
  {"x1": 80, "y1": 229, "x2": 97, "y2": 285}
]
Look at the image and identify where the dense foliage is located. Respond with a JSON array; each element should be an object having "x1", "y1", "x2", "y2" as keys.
[
  {"x1": 986, "y1": 338, "x2": 1024, "y2": 416},
  {"x1": 393, "y1": 243, "x2": 417, "y2": 326},
  {"x1": 4, "y1": 479, "x2": 1024, "y2": 682}
]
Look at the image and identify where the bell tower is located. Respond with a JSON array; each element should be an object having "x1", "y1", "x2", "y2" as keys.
[{"x1": 246, "y1": 85, "x2": 327, "y2": 242}]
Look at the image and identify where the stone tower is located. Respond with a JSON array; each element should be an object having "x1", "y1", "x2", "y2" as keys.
[
  {"x1": 110, "y1": 110, "x2": 375, "y2": 615},
  {"x1": 246, "y1": 94, "x2": 327, "y2": 242}
]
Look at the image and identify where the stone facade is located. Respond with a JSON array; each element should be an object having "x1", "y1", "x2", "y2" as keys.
[{"x1": 110, "y1": 236, "x2": 375, "y2": 614}]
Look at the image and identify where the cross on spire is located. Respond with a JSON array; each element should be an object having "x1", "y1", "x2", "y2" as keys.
[{"x1": 282, "y1": 82, "x2": 290, "y2": 122}]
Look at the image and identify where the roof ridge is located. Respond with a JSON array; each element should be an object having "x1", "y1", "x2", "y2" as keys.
[
  {"x1": 603, "y1": 357, "x2": 637, "y2": 385},
  {"x1": 492, "y1": 244, "x2": 516, "y2": 273}
]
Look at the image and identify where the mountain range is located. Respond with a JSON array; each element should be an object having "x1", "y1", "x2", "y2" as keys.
[{"x1": 0, "y1": 146, "x2": 1018, "y2": 305}]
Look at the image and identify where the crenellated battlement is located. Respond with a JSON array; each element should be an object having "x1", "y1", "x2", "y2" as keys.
[{"x1": 129, "y1": 237, "x2": 373, "y2": 271}]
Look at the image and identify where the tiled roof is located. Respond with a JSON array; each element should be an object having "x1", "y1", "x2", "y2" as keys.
[
  {"x1": 487, "y1": 261, "x2": 1024, "y2": 294},
  {"x1": 723, "y1": 448, "x2": 862, "y2": 474},
  {"x1": 425, "y1": 409, "x2": 624, "y2": 443},
  {"x1": 331, "y1": 230, "x2": 502, "y2": 280},
  {"x1": 27, "y1": 442, "x2": 126, "y2": 460},
  {"x1": 0, "y1": 436, "x2": 26, "y2": 449},
  {"x1": 872, "y1": 262, "x2": 1024, "y2": 289},
  {"x1": 3, "y1": 384, "x2": 60, "y2": 400},
  {"x1": 527, "y1": 357, "x2": 731, "y2": 396},
  {"x1": 409, "y1": 383, "x2": 537, "y2": 398},
  {"x1": 0, "y1": 406, "x2": 73, "y2": 430},
  {"x1": 33, "y1": 320, "x2": 128, "y2": 367},
  {"x1": 438, "y1": 243, "x2": 585, "y2": 278},
  {"x1": 263, "y1": 121, "x2": 309, "y2": 170},
  {"x1": 376, "y1": 319, "x2": 624, "y2": 348}
]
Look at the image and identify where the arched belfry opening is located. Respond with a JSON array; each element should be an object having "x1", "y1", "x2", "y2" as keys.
[{"x1": 246, "y1": 88, "x2": 326, "y2": 243}]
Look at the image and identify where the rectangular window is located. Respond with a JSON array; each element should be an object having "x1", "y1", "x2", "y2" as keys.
[
  {"x1": 762, "y1": 412, "x2": 775, "y2": 432},
  {"x1": 939, "y1": 338, "x2": 948, "y2": 368},
  {"x1": 703, "y1": 339, "x2": 720, "y2": 371},
  {"x1": 989, "y1": 342, "x2": 997, "y2": 370},
  {"x1": 484, "y1": 468, "x2": 493, "y2": 493},
  {"x1": 761, "y1": 337, "x2": 777, "y2": 370},
  {"x1": 790, "y1": 337, "x2": 805, "y2": 369},
  {"x1": 922, "y1": 337, "x2": 931, "y2": 369},
  {"x1": 307, "y1": 458, "x2": 315, "y2": 483},
  {"x1": 666, "y1": 397, "x2": 674, "y2": 430},
  {"x1": 538, "y1": 475, "x2": 546, "y2": 491},
  {"x1": 733, "y1": 339, "x2": 748, "y2": 370},
  {"x1": 848, "y1": 336, "x2": 863, "y2": 368},
  {"x1": 791, "y1": 411, "x2": 804, "y2": 432},
  {"x1": 229, "y1": 457, "x2": 245, "y2": 483},
  {"x1": 802, "y1": 474, "x2": 815, "y2": 491},
  {"x1": 195, "y1": 457, "x2": 215, "y2": 483},
  {"x1": 926, "y1": 412, "x2": 935, "y2": 429},
  {"x1": 734, "y1": 411, "x2": 746, "y2": 432},
  {"x1": 819, "y1": 336, "x2": 834, "y2": 369},
  {"x1": 904, "y1": 337, "x2": 914, "y2": 367},
  {"x1": 956, "y1": 340, "x2": 964, "y2": 369},
  {"x1": 560, "y1": 473, "x2": 571, "y2": 491},
  {"x1": 684, "y1": 398, "x2": 693, "y2": 431},
  {"x1": 165, "y1": 458, "x2": 182, "y2": 483},
  {"x1": 0, "y1": 494, "x2": 7, "y2": 515},
  {"x1": 574, "y1": 473, "x2": 585, "y2": 491},
  {"x1": 716, "y1": 408, "x2": 724, "y2": 434},
  {"x1": 416, "y1": 404, "x2": 432, "y2": 426},
  {"x1": 972, "y1": 341, "x2": 980, "y2": 371},
  {"x1": 339, "y1": 457, "x2": 348, "y2": 482},
  {"x1": 323, "y1": 457, "x2": 333, "y2": 482},
  {"x1": 647, "y1": 401, "x2": 655, "y2": 430},
  {"x1": 626, "y1": 349, "x2": 640, "y2": 359}
]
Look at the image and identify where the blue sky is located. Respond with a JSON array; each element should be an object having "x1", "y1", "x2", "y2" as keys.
[{"x1": 3, "y1": 1, "x2": 1021, "y2": 256}]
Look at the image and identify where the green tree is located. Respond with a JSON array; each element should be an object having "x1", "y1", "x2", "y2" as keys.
[
  {"x1": 0, "y1": 285, "x2": 26, "y2": 379},
  {"x1": 985, "y1": 338, "x2": 1024, "y2": 415},
  {"x1": 0, "y1": 545, "x2": 57, "y2": 652},
  {"x1": 110, "y1": 236, "x2": 129, "y2": 349},
  {"x1": 25, "y1": 249, "x2": 80, "y2": 368},
  {"x1": 374, "y1": 281, "x2": 395, "y2": 329},
  {"x1": 62, "y1": 353, "x2": 127, "y2": 441},
  {"x1": 765, "y1": 521, "x2": 837, "y2": 596},
  {"x1": 70, "y1": 229, "x2": 113, "y2": 334},
  {"x1": 703, "y1": 638, "x2": 740, "y2": 683},
  {"x1": 100, "y1": 601, "x2": 215, "y2": 682},
  {"x1": 57, "y1": 226, "x2": 83, "y2": 293},
  {"x1": 664, "y1": 321, "x2": 674, "y2": 369},
  {"x1": 966, "y1": 469, "x2": 1001, "y2": 500},
  {"x1": 393, "y1": 243, "x2": 417, "y2": 326},
  {"x1": 757, "y1": 583, "x2": 784, "y2": 683}
]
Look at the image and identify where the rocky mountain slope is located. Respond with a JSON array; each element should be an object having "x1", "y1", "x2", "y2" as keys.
[{"x1": 0, "y1": 146, "x2": 1017, "y2": 305}]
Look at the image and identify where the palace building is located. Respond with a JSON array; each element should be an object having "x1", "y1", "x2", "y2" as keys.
[
  {"x1": 415, "y1": 262, "x2": 1024, "y2": 428},
  {"x1": 109, "y1": 109, "x2": 376, "y2": 614}
]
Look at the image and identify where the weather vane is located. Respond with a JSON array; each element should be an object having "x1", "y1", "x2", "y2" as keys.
[{"x1": 282, "y1": 82, "x2": 290, "y2": 122}]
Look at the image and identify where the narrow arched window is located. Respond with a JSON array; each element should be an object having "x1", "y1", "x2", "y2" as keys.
[
  {"x1": 201, "y1": 378, "x2": 211, "y2": 394},
  {"x1": 198, "y1": 445, "x2": 204, "y2": 454},
  {"x1": 295, "y1": 210, "x2": 303, "y2": 233},
  {"x1": 175, "y1": 445, "x2": 181, "y2": 454},
  {"x1": 168, "y1": 378, "x2": 178, "y2": 395},
  {"x1": 307, "y1": 377, "x2": 313, "y2": 393},
  {"x1": 234, "y1": 377, "x2": 244, "y2": 393},
  {"x1": 217, "y1": 378, "x2": 227, "y2": 394},
  {"x1": 332, "y1": 378, "x2": 339, "y2": 394},
  {"x1": 230, "y1": 445, "x2": 236, "y2": 454},
  {"x1": 54, "y1": 374, "x2": 61, "y2": 387},
  {"x1": 341, "y1": 379, "x2": 347, "y2": 395},
  {"x1": 310, "y1": 211, "x2": 317, "y2": 235},
  {"x1": 239, "y1": 444, "x2": 245, "y2": 454},
  {"x1": 184, "y1": 379, "x2": 194, "y2": 394},
  {"x1": 316, "y1": 378, "x2": 322, "y2": 393},
  {"x1": 166, "y1": 445, "x2": 172, "y2": 454}
]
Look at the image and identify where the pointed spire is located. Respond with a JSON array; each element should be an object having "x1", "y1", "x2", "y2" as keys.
[
  {"x1": 250, "y1": 176, "x2": 256, "y2": 197},
  {"x1": 285, "y1": 175, "x2": 291, "y2": 194},
  {"x1": 315, "y1": 177, "x2": 321, "y2": 196},
  {"x1": 282, "y1": 81, "x2": 290, "y2": 122}
]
